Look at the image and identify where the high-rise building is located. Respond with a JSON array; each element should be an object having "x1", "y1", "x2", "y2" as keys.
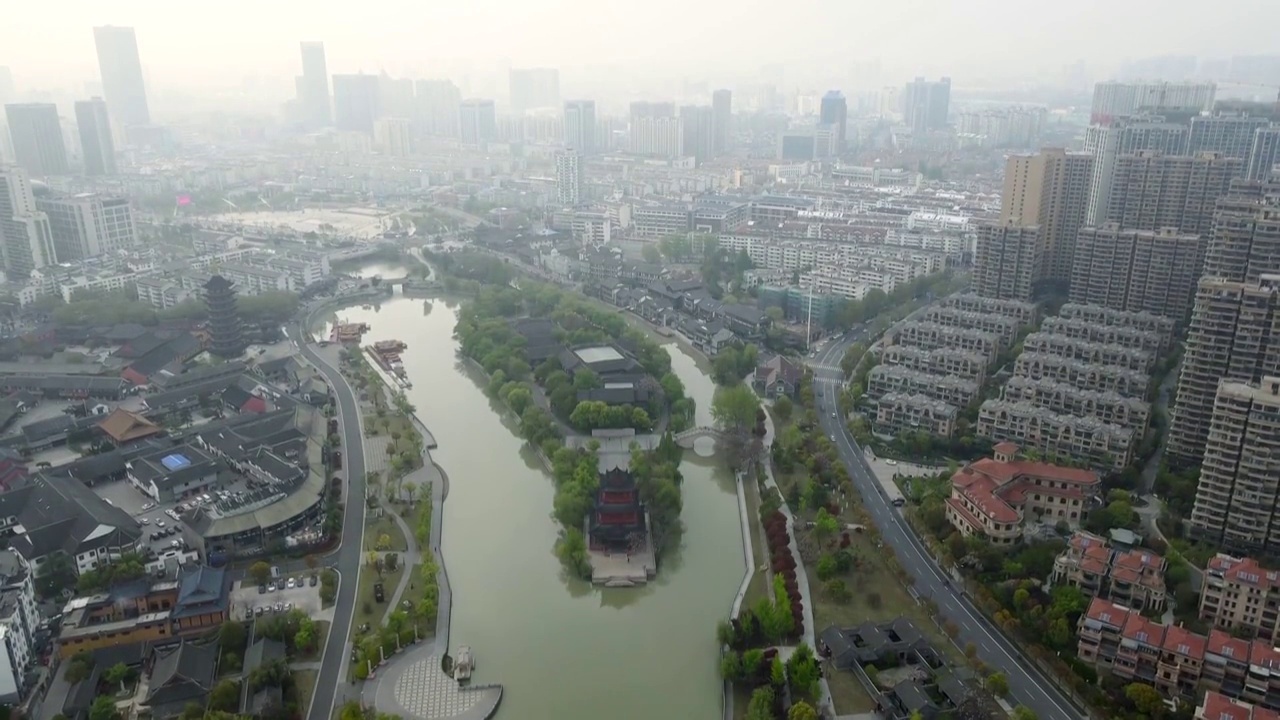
[
  {"x1": 1202, "y1": 178, "x2": 1280, "y2": 284},
  {"x1": 204, "y1": 275, "x2": 245, "y2": 359},
  {"x1": 1190, "y1": 376, "x2": 1280, "y2": 551},
  {"x1": 955, "y1": 106, "x2": 1047, "y2": 149},
  {"x1": 1070, "y1": 223, "x2": 1206, "y2": 320},
  {"x1": 1083, "y1": 117, "x2": 1190, "y2": 226},
  {"x1": 712, "y1": 89, "x2": 732, "y2": 156},
  {"x1": 1248, "y1": 126, "x2": 1280, "y2": 181},
  {"x1": 0, "y1": 68, "x2": 12, "y2": 105},
  {"x1": 3, "y1": 104, "x2": 68, "y2": 176},
  {"x1": 1168, "y1": 276, "x2": 1280, "y2": 464},
  {"x1": 459, "y1": 99, "x2": 497, "y2": 144},
  {"x1": 902, "y1": 77, "x2": 951, "y2": 133},
  {"x1": 92, "y1": 26, "x2": 150, "y2": 128},
  {"x1": 629, "y1": 102, "x2": 681, "y2": 157},
  {"x1": 679, "y1": 105, "x2": 715, "y2": 165},
  {"x1": 35, "y1": 193, "x2": 136, "y2": 261},
  {"x1": 819, "y1": 91, "x2": 848, "y2": 153},
  {"x1": 1187, "y1": 113, "x2": 1271, "y2": 166},
  {"x1": 974, "y1": 221, "x2": 1042, "y2": 301},
  {"x1": 0, "y1": 551, "x2": 37, "y2": 707},
  {"x1": 1000, "y1": 148, "x2": 1094, "y2": 286},
  {"x1": 74, "y1": 97, "x2": 116, "y2": 175},
  {"x1": 413, "y1": 80, "x2": 461, "y2": 138},
  {"x1": 296, "y1": 42, "x2": 330, "y2": 128},
  {"x1": 373, "y1": 117, "x2": 412, "y2": 157},
  {"x1": 1105, "y1": 151, "x2": 1242, "y2": 238},
  {"x1": 563, "y1": 100, "x2": 596, "y2": 154},
  {"x1": 555, "y1": 150, "x2": 582, "y2": 206},
  {"x1": 508, "y1": 68, "x2": 560, "y2": 114},
  {"x1": 1089, "y1": 81, "x2": 1216, "y2": 126},
  {"x1": 0, "y1": 166, "x2": 55, "y2": 278},
  {"x1": 331, "y1": 74, "x2": 380, "y2": 134},
  {"x1": 379, "y1": 75, "x2": 414, "y2": 120}
]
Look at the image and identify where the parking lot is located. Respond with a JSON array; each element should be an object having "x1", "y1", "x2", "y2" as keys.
[{"x1": 229, "y1": 573, "x2": 326, "y2": 621}]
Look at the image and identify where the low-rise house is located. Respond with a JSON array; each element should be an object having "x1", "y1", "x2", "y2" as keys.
[
  {"x1": 1052, "y1": 531, "x2": 1167, "y2": 612},
  {"x1": 752, "y1": 355, "x2": 803, "y2": 399},
  {"x1": 874, "y1": 393, "x2": 958, "y2": 438},
  {"x1": 945, "y1": 443, "x2": 1100, "y2": 545},
  {"x1": 1197, "y1": 691, "x2": 1280, "y2": 720},
  {"x1": 140, "y1": 640, "x2": 219, "y2": 720},
  {"x1": 1200, "y1": 555, "x2": 1280, "y2": 644},
  {"x1": 977, "y1": 399, "x2": 1134, "y2": 470},
  {"x1": 97, "y1": 408, "x2": 163, "y2": 446},
  {"x1": 0, "y1": 473, "x2": 143, "y2": 575}
]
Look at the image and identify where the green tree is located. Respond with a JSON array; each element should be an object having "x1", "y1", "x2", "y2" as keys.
[
  {"x1": 88, "y1": 697, "x2": 119, "y2": 720},
  {"x1": 103, "y1": 662, "x2": 130, "y2": 693},
  {"x1": 788, "y1": 701, "x2": 818, "y2": 720},
  {"x1": 746, "y1": 687, "x2": 776, "y2": 720},
  {"x1": 772, "y1": 395, "x2": 793, "y2": 422},
  {"x1": 65, "y1": 652, "x2": 94, "y2": 683},
  {"x1": 1125, "y1": 682, "x2": 1164, "y2": 717},
  {"x1": 712, "y1": 384, "x2": 760, "y2": 434},
  {"x1": 720, "y1": 651, "x2": 743, "y2": 680},
  {"x1": 248, "y1": 561, "x2": 272, "y2": 585},
  {"x1": 813, "y1": 507, "x2": 839, "y2": 543},
  {"x1": 641, "y1": 244, "x2": 662, "y2": 263},
  {"x1": 1012, "y1": 707, "x2": 1039, "y2": 720},
  {"x1": 786, "y1": 643, "x2": 820, "y2": 699},
  {"x1": 208, "y1": 679, "x2": 240, "y2": 712},
  {"x1": 986, "y1": 672, "x2": 1009, "y2": 697}
]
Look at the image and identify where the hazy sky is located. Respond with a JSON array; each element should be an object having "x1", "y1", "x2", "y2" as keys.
[{"x1": 3, "y1": 0, "x2": 1279, "y2": 91}]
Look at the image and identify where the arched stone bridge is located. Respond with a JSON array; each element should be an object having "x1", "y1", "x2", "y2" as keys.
[{"x1": 674, "y1": 426, "x2": 725, "y2": 448}]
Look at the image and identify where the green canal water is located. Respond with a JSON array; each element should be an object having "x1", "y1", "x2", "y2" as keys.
[{"x1": 326, "y1": 292, "x2": 745, "y2": 719}]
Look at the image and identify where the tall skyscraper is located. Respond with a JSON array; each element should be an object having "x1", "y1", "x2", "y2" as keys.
[
  {"x1": 413, "y1": 80, "x2": 461, "y2": 138},
  {"x1": 1248, "y1": 126, "x2": 1280, "y2": 181},
  {"x1": 1188, "y1": 113, "x2": 1271, "y2": 166},
  {"x1": 1105, "y1": 151, "x2": 1241, "y2": 238},
  {"x1": 1202, "y1": 178, "x2": 1280, "y2": 286},
  {"x1": 1083, "y1": 117, "x2": 1190, "y2": 225},
  {"x1": 0, "y1": 166, "x2": 55, "y2": 278},
  {"x1": 1168, "y1": 276, "x2": 1280, "y2": 464},
  {"x1": 819, "y1": 91, "x2": 847, "y2": 153},
  {"x1": 4, "y1": 104, "x2": 68, "y2": 176},
  {"x1": 974, "y1": 221, "x2": 1042, "y2": 301},
  {"x1": 0, "y1": 67, "x2": 13, "y2": 105},
  {"x1": 1089, "y1": 81, "x2": 1216, "y2": 126},
  {"x1": 379, "y1": 74, "x2": 414, "y2": 120},
  {"x1": 74, "y1": 97, "x2": 116, "y2": 175},
  {"x1": 92, "y1": 26, "x2": 150, "y2": 128},
  {"x1": 563, "y1": 100, "x2": 596, "y2": 154},
  {"x1": 508, "y1": 68, "x2": 560, "y2": 114},
  {"x1": 712, "y1": 89, "x2": 732, "y2": 156},
  {"x1": 1070, "y1": 223, "x2": 1206, "y2": 320},
  {"x1": 555, "y1": 150, "x2": 582, "y2": 206},
  {"x1": 999, "y1": 148, "x2": 1094, "y2": 286},
  {"x1": 374, "y1": 118, "x2": 412, "y2": 157},
  {"x1": 331, "y1": 74, "x2": 380, "y2": 133},
  {"x1": 629, "y1": 102, "x2": 681, "y2": 158},
  {"x1": 1190, "y1": 376, "x2": 1280, "y2": 551},
  {"x1": 296, "y1": 42, "x2": 331, "y2": 128},
  {"x1": 902, "y1": 77, "x2": 951, "y2": 133},
  {"x1": 35, "y1": 193, "x2": 136, "y2": 261},
  {"x1": 679, "y1": 105, "x2": 715, "y2": 165},
  {"x1": 458, "y1": 99, "x2": 497, "y2": 144}
]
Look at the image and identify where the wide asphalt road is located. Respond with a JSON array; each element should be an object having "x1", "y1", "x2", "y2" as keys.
[
  {"x1": 810, "y1": 333, "x2": 1081, "y2": 720},
  {"x1": 292, "y1": 322, "x2": 370, "y2": 720}
]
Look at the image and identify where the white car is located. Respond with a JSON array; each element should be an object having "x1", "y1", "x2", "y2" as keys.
[
  {"x1": 157, "y1": 521, "x2": 166, "y2": 528},
  {"x1": 141, "y1": 518, "x2": 149, "y2": 525},
  {"x1": 286, "y1": 578, "x2": 296, "y2": 589},
  {"x1": 141, "y1": 502, "x2": 156, "y2": 511}
]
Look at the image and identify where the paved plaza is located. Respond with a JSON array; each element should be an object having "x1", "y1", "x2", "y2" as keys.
[{"x1": 363, "y1": 640, "x2": 501, "y2": 720}]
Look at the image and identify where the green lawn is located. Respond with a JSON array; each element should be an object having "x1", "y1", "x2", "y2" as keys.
[
  {"x1": 349, "y1": 563, "x2": 405, "y2": 644},
  {"x1": 362, "y1": 510, "x2": 408, "y2": 553},
  {"x1": 807, "y1": 530, "x2": 960, "y2": 716},
  {"x1": 293, "y1": 669, "x2": 317, "y2": 719}
]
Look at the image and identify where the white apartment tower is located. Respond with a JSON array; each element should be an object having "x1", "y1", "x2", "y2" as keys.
[
  {"x1": 0, "y1": 166, "x2": 55, "y2": 277},
  {"x1": 374, "y1": 117, "x2": 412, "y2": 157},
  {"x1": 35, "y1": 192, "x2": 137, "y2": 261},
  {"x1": 556, "y1": 150, "x2": 582, "y2": 206}
]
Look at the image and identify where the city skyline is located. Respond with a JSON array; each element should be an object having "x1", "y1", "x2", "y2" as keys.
[{"x1": 2, "y1": 1, "x2": 1279, "y2": 94}]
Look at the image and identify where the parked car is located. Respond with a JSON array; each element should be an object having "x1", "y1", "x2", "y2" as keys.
[
  {"x1": 309, "y1": 575, "x2": 318, "y2": 587},
  {"x1": 274, "y1": 602, "x2": 283, "y2": 613},
  {"x1": 258, "y1": 584, "x2": 266, "y2": 594},
  {"x1": 374, "y1": 583, "x2": 385, "y2": 603},
  {"x1": 286, "y1": 578, "x2": 296, "y2": 589}
]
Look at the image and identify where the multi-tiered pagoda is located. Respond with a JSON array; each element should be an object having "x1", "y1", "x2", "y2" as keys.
[
  {"x1": 589, "y1": 468, "x2": 648, "y2": 552},
  {"x1": 204, "y1": 274, "x2": 246, "y2": 359}
]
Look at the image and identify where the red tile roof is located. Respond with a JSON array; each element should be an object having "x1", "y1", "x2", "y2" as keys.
[
  {"x1": 1084, "y1": 597, "x2": 1132, "y2": 628},
  {"x1": 1121, "y1": 611, "x2": 1167, "y2": 647},
  {"x1": 1162, "y1": 624, "x2": 1206, "y2": 661},
  {"x1": 1207, "y1": 629, "x2": 1252, "y2": 663},
  {"x1": 1198, "y1": 690, "x2": 1280, "y2": 720},
  {"x1": 949, "y1": 455, "x2": 1099, "y2": 526},
  {"x1": 1112, "y1": 548, "x2": 1167, "y2": 590},
  {"x1": 1206, "y1": 554, "x2": 1280, "y2": 591}
]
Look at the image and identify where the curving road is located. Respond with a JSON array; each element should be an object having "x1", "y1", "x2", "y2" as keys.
[
  {"x1": 809, "y1": 332, "x2": 1081, "y2": 720},
  {"x1": 292, "y1": 319, "x2": 371, "y2": 720}
]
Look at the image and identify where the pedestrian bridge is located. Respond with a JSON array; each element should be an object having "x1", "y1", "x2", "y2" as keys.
[{"x1": 674, "y1": 426, "x2": 724, "y2": 448}]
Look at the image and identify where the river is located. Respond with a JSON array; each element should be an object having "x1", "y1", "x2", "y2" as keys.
[{"x1": 325, "y1": 292, "x2": 745, "y2": 719}]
